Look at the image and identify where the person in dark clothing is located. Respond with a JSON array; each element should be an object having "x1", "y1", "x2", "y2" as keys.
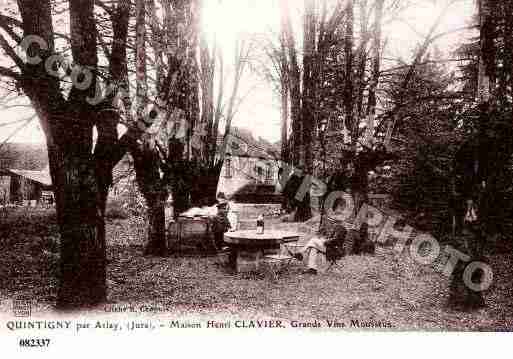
[{"x1": 212, "y1": 193, "x2": 231, "y2": 250}]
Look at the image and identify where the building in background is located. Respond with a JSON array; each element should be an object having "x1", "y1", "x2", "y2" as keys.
[
  {"x1": 0, "y1": 143, "x2": 53, "y2": 205},
  {"x1": 216, "y1": 127, "x2": 283, "y2": 204}
]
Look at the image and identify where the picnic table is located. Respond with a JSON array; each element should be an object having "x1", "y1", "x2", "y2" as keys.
[{"x1": 224, "y1": 230, "x2": 301, "y2": 273}]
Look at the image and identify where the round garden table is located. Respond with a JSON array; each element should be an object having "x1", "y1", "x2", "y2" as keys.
[{"x1": 224, "y1": 230, "x2": 301, "y2": 273}]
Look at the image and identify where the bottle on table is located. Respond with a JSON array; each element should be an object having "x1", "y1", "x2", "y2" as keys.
[{"x1": 256, "y1": 214, "x2": 264, "y2": 234}]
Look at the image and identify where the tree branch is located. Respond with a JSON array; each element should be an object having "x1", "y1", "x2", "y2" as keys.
[
  {"x1": 374, "y1": 0, "x2": 459, "y2": 136},
  {"x1": 0, "y1": 14, "x2": 23, "y2": 42},
  {"x1": 0, "y1": 65, "x2": 20, "y2": 79},
  {"x1": 0, "y1": 33, "x2": 25, "y2": 70}
]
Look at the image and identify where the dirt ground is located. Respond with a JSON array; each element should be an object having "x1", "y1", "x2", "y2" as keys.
[{"x1": 1, "y1": 207, "x2": 512, "y2": 330}]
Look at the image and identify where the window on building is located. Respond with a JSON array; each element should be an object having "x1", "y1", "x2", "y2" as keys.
[
  {"x1": 256, "y1": 166, "x2": 263, "y2": 182},
  {"x1": 224, "y1": 158, "x2": 232, "y2": 178},
  {"x1": 265, "y1": 165, "x2": 272, "y2": 183},
  {"x1": 231, "y1": 142, "x2": 240, "y2": 151}
]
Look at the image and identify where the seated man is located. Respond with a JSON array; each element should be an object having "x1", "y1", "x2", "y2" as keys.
[{"x1": 292, "y1": 222, "x2": 347, "y2": 274}]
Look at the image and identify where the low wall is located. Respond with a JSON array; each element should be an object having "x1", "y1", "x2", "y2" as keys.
[{"x1": 230, "y1": 203, "x2": 282, "y2": 220}]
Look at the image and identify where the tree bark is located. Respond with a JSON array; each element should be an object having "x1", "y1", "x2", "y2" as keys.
[
  {"x1": 343, "y1": 0, "x2": 355, "y2": 135},
  {"x1": 279, "y1": 33, "x2": 290, "y2": 163},
  {"x1": 302, "y1": 0, "x2": 317, "y2": 173},
  {"x1": 352, "y1": 166, "x2": 372, "y2": 254},
  {"x1": 131, "y1": 0, "x2": 169, "y2": 256},
  {"x1": 280, "y1": 77, "x2": 289, "y2": 162},
  {"x1": 56, "y1": 153, "x2": 108, "y2": 308},
  {"x1": 146, "y1": 192, "x2": 167, "y2": 255},
  {"x1": 132, "y1": 143, "x2": 169, "y2": 256},
  {"x1": 281, "y1": 0, "x2": 302, "y2": 166},
  {"x1": 200, "y1": 32, "x2": 216, "y2": 163},
  {"x1": 355, "y1": 0, "x2": 369, "y2": 126},
  {"x1": 365, "y1": 0, "x2": 384, "y2": 141}
]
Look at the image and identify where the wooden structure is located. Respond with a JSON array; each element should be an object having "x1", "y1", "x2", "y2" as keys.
[
  {"x1": 167, "y1": 216, "x2": 217, "y2": 253},
  {"x1": 0, "y1": 169, "x2": 52, "y2": 205}
]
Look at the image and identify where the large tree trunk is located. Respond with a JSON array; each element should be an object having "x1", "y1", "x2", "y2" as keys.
[
  {"x1": 146, "y1": 192, "x2": 167, "y2": 255},
  {"x1": 142, "y1": 188, "x2": 168, "y2": 256},
  {"x1": 190, "y1": 163, "x2": 223, "y2": 207},
  {"x1": 13, "y1": 0, "x2": 136, "y2": 309},
  {"x1": 51, "y1": 146, "x2": 108, "y2": 308}
]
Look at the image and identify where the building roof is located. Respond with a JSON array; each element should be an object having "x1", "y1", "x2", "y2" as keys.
[
  {"x1": 4, "y1": 169, "x2": 52, "y2": 186},
  {"x1": 217, "y1": 127, "x2": 280, "y2": 160},
  {"x1": 0, "y1": 143, "x2": 48, "y2": 171},
  {"x1": 0, "y1": 143, "x2": 51, "y2": 186}
]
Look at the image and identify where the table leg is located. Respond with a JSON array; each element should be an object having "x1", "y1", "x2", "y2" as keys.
[{"x1": 235, "y1": 248, "x2": 263, "y2": 273}]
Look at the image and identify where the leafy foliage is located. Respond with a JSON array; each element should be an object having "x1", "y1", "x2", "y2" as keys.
[{"x1": 373, "y1": 53, "x2": 466, "y2": 233}]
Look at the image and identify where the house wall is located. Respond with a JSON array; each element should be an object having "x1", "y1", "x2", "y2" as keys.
[
  {"x1": 0, "y1": 175, "x2": 43, "y2": 204},
  {"x1": 217, "y1": 156, "x2": 280, "y2": 199}
]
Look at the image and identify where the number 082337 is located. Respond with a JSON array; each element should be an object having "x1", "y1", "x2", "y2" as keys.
[{"x1": 18, "y1": 338, "x2": 51, "y2": 348}]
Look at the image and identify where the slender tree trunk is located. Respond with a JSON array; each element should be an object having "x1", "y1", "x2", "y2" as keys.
[
  {"x1": 149, "y1": 0, "x2": 163, "y2": 91},
  {"x1": 132, "y1": 0, "x2": 168, "y2": 256},
  {"x1": 343, "y1": 0, "x2": 364, "y2": 254},
  {"x1": 476, "y1": 0, "x2": 493, "y2": 104},
  {"x1": 135, "y1": 0, "x2": 147, "y2": 111},
  {"x1": 289, "y1": 64, "x2": 302, "y2": 166},
  {"x1": 219, "y1": 40, "x2": 248, "y2": 160},
  {"x1": 505, "y1": 2, "x2": 513, "y2": 113},
  {"x1": 343, "y1": 0, "x2": 355, "y2": 135},
  {"x1": 352, "y1": 165, "x2": 372, "y2": 254},
  {"x1": 280, "y1": 79, "x2": 289, "y2": 162},
  {"x1": 302, "y1": 0, "x2": 316, "y2": 173},
  {"x1": 355, "y1": 0, "x2": 368, "y2": 126},
  {"x1": 281, "y1": 0, "x2": 302, "y2": 166},
  {"x1": 366, "y1": 0, "x2": 384, "y2": 137},
  {"x1": 211, "y1": 51, "x2": 224, "y2": 166},
  {"x1": 133, "y1": 146, "x2": 169, "y2": 255},
  {"x1": 359, "y1": 0, "x2": 384, "y2": 255},
  {"x1": 200, "y1": 33, "x2": 215, "y2": 162},
  {"x1": 279, "y1": 25, "x2": 290, "y2": 163}
]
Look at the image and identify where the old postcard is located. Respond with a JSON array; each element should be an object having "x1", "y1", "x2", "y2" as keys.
[{"x1": 0, "y1": 0, "x2": 512, "y2": 356}]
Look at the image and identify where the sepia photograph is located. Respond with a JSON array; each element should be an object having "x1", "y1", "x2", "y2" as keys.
[{"x1": 0, "y1": 0, "x2": 512, "y2": 355}]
